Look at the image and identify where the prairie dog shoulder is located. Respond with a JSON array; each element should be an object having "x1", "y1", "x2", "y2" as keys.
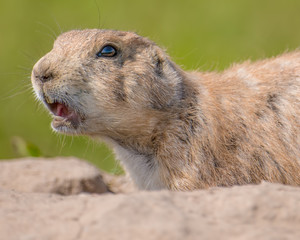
[{"x1": 31, "y1": 29, "x2": 300, "y2": 190}]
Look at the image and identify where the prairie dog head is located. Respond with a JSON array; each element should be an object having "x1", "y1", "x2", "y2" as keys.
[{"x1": 31, "y1": 29, "x2": 184, "y2": 138}]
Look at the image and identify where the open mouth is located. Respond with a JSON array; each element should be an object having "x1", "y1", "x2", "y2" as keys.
[
  {"x1": 48, "y1": 102, "x2": 75, "y2": 119},
  {"x1": 45, "y1": 100, "x2": 82, "y2": 130}
]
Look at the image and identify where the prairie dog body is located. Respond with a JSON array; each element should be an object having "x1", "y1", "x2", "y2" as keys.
[{"x1": 31, "y1": 29, "x2": 300, "y2": 190}]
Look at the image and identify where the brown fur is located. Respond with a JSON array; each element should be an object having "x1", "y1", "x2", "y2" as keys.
[{"x1": 31, "y1": 29, "x2": 300, "y2": 190}]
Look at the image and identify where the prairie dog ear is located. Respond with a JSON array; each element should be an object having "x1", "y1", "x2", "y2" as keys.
[
  {"x1": 151, "y1": 46, "x2": 170, "y2": 78},
  {"x1": 151, "y1": 46, "x2": 184, "y2": 82}
]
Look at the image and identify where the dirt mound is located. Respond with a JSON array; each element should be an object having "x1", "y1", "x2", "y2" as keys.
[{"x1": 0, "y1": 158, "x2": 299, "y2": 240}]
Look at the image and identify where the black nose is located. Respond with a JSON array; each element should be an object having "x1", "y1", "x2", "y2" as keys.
[{"x1": 36, "y1": 73, "x2": 53, "y2": 83}]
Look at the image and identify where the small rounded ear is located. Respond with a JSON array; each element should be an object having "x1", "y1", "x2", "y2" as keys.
[
  {"x1": 148, "y1": 46, "x2": 187, "y2": 110},
  {"x1": 152, "y1": 46, "x2": 168, "y2": 78},
  {"x1": 151, "y1": 46, "x2": 184, "y2": 82}
]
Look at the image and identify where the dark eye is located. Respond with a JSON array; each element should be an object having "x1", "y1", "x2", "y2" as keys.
[{"x1": 97, "y1": 45, "x2": 117, "y2": 57}]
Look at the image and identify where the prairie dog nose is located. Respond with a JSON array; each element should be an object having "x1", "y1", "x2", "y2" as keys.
[
  {"x1": 32, "y1": 54, "x2": 55, "y2": 84},
  {"x1": 35, "y1": 72, "x2": 53, "y2": 83}
]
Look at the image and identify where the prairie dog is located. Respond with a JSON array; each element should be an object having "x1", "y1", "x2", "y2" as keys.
[{"x1": 31, "y1": 29, "x2": 300, "y2": 190}]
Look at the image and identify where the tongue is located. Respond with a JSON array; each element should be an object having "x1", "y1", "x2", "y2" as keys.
[{"x1": 56, "y1": 103, "x2": 70, "y2": 117}]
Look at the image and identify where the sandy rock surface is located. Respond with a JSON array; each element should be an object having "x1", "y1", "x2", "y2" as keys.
[
  {"x1": 0, "y1": 157, "x2": 109, "y2": 194},
  {"x1": 0, "y1": 158, "x2": 299, "y2": 240}
]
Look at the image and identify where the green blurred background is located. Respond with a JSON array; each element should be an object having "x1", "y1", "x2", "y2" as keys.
[{"x1": 1, "y1": 0, "x2": 300, "y2": 173}]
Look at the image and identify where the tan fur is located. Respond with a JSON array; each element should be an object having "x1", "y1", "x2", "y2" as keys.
[{"x1": 31, "y1": 29, "x2": 300, "y2": 190}]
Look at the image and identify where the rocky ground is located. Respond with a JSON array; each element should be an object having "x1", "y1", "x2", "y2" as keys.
[{"x1": 0, "y1": 157, "x2": 299, "y2": 240}]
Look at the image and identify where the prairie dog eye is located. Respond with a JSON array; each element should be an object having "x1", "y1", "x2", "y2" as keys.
[{"x1": 97, "y1": 45, "x2": 117, "y2": 57}]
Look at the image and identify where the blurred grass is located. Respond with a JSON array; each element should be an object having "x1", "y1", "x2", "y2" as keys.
[{"x1": 0, "y1": 0, "x2": 299, "y2": 172}]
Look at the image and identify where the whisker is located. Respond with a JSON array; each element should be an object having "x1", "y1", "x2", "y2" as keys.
[
  {"x1": 57, "y1": 134, "x2": 67, "y2": 154},
  {"x1": 69, "y1": 135, "x2": 74, "y2": 148},
  {"x1": 94, "y1": 0, "x2": 102, "y2": 29},
  {"x1": 35, "y1": 29, "x2": 56, "y2": 42},
  {"x1": 1, "y1": 88, "x2": 32, "y2": 101},
  {"x1": 111, "y1": 157, "x2": 123, "y2": 175},
  {"x1": 83, "y1": 137, "x2": 94, "y2": 157},
  {"x1": 50, "y1": 14, "x2": 63, "y2": 35},
  {"x1": 21, "y1": 50, "x2": 38, "y2": 65},
  {"x1": 15, "y1": 97, "x2": 31, "y2": 112},
  {"x1": 17, "y1": 65, "x2": 33, "y2": 72},
  {"x1": 0, "y1": 83, "x2": 33, "y2": 101},
  {"x1": 37, "y1": 21, "x2": 58, "y2": 41}
]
